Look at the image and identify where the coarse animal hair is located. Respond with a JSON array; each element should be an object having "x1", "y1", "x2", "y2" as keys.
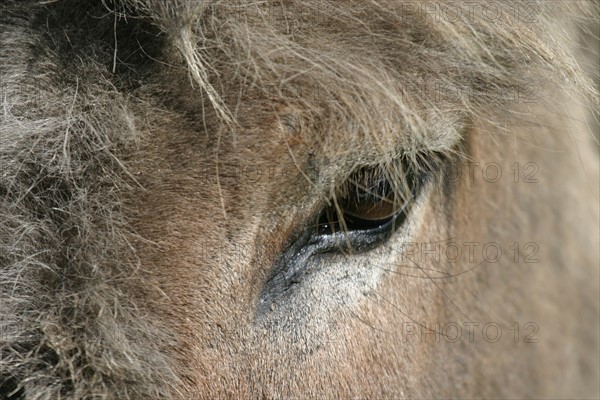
[{"x1": 1, "y1": 0, "x2": 598, "y2": 399}]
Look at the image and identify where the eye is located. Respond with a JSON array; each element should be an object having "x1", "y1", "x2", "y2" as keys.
[
  {"x1": 259, "y1": 155, "x2": 439, "y2": 302},
  {"x1": 314, "y1": 158, "x2": 427, "y2": 250},
  {"x1": 316, "y1": 175, "x2": 409, "y2": 234}
]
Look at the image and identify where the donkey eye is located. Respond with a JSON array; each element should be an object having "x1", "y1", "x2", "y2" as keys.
[
  {"x1": 315, "y1": 160, "x2": 425, "y2": 242},
  {"x1": 316, "y1": 179, "x2": 410, "y2": 235},
  {"x1": 261, "y1": 157, "x2": 436, "y2": 295}
]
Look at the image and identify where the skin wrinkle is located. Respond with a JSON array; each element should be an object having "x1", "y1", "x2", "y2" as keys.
[{"x1": 0, "y1": 0, "x2": 599, "y2": 399}]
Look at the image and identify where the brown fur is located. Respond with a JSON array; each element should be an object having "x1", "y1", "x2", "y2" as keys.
[{"x1": 1, "y1": 1, "x2": 598, "y2": 398}]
